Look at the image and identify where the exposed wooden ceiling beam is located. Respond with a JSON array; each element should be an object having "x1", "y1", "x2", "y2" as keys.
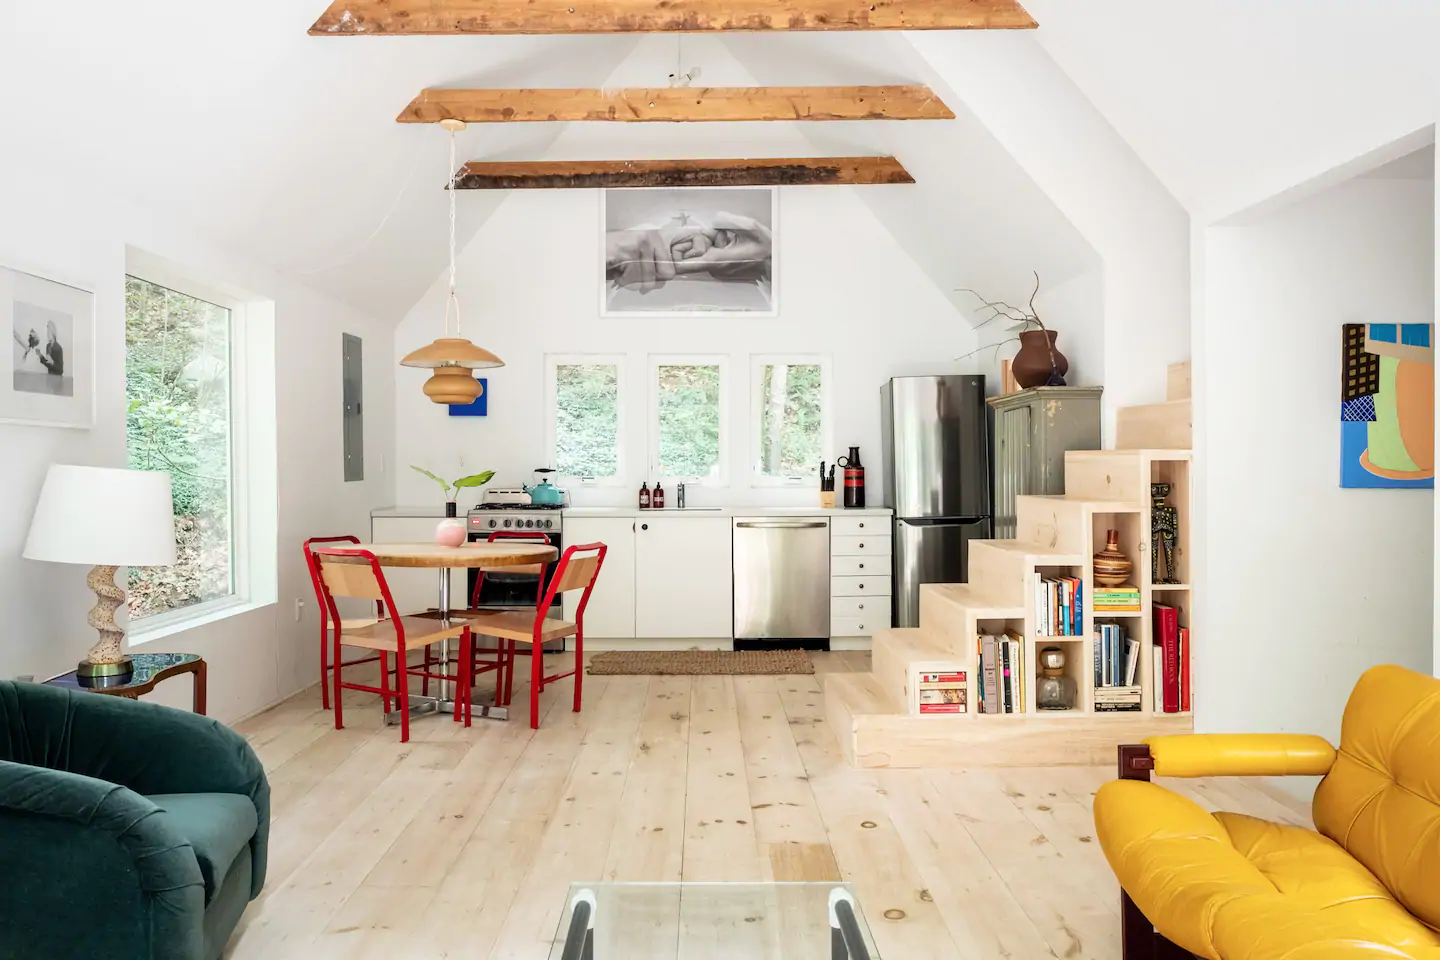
[
  {"x1": 398, "y1": 86, "x2": 953, "y2": 124},
  {"x1": 452, "y1": 157, "x2": 915, "y2": 189},
  {"x1": 312, "y1": 0, "x2": 1035, "y2": 34}
]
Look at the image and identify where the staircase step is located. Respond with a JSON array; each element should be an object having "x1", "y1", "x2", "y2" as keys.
[
  {"x1": 1167, "y1": 361, "x2": 1191, "y2": 401},
  {"x1": 822, "y1": 669, "x2": 1194, "y2": 768},
  {"x1": 873, "y1": 627, "x2": 967, "y2": 709},
  {"x1": 1063, "y1": 449, "x2": 1149, "y2": 501},
  {"x1": 919, "y1": 582, "x2": 1025, "y2": 625},
  {"x1": 1016, "y1": 495, "x2": 1146, "y2": 554},
  {"x1": 1116, "y1": 399, "x2": 1191, "y2": 449}
]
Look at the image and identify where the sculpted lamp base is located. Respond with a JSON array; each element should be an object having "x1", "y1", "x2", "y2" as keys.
[{"x1": 78, "y1": 564, "x2": 133, "y2": 679}]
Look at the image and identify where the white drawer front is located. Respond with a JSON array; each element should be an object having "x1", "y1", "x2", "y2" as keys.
[
  {"x1": 832, "y1": 516, "x2": 887, "y2": 537},
  {"x1": 831, "y1": 597, "x2": 887, "y2": 619},
  {"x1": 831, "y1": 575, "x2": 892, "y2": 597},
  {"x1": 832, "y1": 615, "x2": 884, "y2": 638},
  {"x1": 831, "y1": 535, "x2": 891, "y2": 557},
  {"x1": 831, "y1": 555, "x2": 887, "y2": 577}
]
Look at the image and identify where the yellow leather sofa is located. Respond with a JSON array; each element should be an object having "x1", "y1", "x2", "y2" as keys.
[{"x1": 1095, "y1": 664, "x2": 1440, "y2": 960}]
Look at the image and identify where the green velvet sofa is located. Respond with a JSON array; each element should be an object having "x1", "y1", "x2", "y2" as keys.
[{"x1": 0, "y1": 679, "x2": 268, "y2": 960}]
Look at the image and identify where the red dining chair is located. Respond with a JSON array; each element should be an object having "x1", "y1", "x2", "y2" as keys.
[
  {"x1": 410, "y1": 530, "x2": 553, "y2": 705},
  {"x1": 463, "y1": 542, "x2": 606, "y2": 729},
  {"x1": 303, "y1": 535, "x2": 390, "y2": 710},
  {"x1": 310, "y1": 547, "x2": 474, "y2": 742}
]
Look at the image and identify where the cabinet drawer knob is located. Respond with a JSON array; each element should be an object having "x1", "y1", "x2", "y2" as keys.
[
  {"x1": 641, "y1": 523, "x2": 648, "y2": 531},
  {"x1": 858, "y1": 583, "x2": 864, "y2": 589},
  {"x1": 858, "y1": 543, "x2": 865, "y2": 549},
  {"x1": 859, "y1": 522, "x2": 865, "y2": 529},
  {"x1": 858, "y1": 563, "x2": 864, "y2": 569},
  {"x1": 858, "y1": 604, "x2": 864, "y2": 610}
]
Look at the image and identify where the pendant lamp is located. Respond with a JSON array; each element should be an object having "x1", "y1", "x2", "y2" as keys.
[{"x1": 401, "y1": 118, "x2": 503, "y2": 404}]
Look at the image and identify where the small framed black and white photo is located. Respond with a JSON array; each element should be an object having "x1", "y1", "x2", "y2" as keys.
[
  {"x1": 601, "y1": 187, "x2": 777, "y2": 318},
  {"x1": 2, "y1": 263, "x2": 95, "y2": 429}
]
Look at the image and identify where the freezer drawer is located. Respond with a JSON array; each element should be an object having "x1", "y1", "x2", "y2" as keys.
[
  {"x1": 892, "y1": 517, "x2": 991, "y2": 628},
  {"x1": 733, "y1": 518, "x2": 831, "y2": 640}
]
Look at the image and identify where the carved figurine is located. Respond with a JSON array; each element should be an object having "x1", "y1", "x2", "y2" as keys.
[{"x1": 1151, "y1": 482, "x2": 1179, "y2": 584}]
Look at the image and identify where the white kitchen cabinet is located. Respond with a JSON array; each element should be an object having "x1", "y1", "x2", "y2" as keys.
[
  {"x1": 830, "y1": 520, "x2": 893, "y2": 640},
  {"x1": 370, "y1": 517, "x2": 461, "y2": 616},
  {"x1": 563, "y1": 517, "x2": 637, "y2": 638},
  {"x1": 635, "y1": 516, "x2": 733, "y2": 638}
]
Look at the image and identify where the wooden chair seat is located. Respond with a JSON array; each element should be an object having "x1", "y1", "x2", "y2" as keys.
[
  {"x1": 339, "y1": 616, "x2": 470, "y2": 652},
  {"x1": 465, "y1": 610, "x2": 578, "y2": 644}
]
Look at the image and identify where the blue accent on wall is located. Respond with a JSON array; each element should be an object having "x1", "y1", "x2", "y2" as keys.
[
  {"x1": 448, "y1": 378, "x2": 487, "y2": 416},
  {"x1": 1401, "y1": 323, "x2": 1431, "y2": 348}
]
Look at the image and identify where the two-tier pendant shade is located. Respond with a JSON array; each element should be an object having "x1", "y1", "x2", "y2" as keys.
[{"x1": 403, "y1": 118, "x2": 504, "y2": 404}]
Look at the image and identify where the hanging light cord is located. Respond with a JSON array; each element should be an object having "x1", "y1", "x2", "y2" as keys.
[{"x1": 444, "y1": 125, "x2": 461, "y2": 339}]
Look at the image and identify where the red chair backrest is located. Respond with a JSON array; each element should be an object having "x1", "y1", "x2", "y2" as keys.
[
  {"x1": 303, "y1": 536, "x2": 362, "y2": 629},
  {"x1": 472, "y1": 530, "x2": 552, "y2": 606},
  {"x1": 535, "y1": 542, "x2": 607, "y2": 624},
  {"x1": 310, "y1": 547, "x2": 408, "y2": 648}
]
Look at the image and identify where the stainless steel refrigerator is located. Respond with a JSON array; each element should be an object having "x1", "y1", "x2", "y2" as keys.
[{"x1": 880, "y1": 375, "x2": 992, "y2": 628}]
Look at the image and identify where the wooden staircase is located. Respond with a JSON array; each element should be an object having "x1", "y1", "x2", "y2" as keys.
[{"x1": 823, "y1": 364, "x2": 1194, "y2": 768}]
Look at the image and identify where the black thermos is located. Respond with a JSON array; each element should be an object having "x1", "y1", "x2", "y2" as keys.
[{"x1": 838, "y1": 446, "x2": 865, "y2": 508}]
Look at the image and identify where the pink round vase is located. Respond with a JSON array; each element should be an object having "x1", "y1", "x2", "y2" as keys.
[{"x1": 434, "y1": 518, "x2": 467, "y2": 547}]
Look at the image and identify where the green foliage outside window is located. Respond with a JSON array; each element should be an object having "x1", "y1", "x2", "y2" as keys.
[
  {"x1": 124, "y1": 277, "x2": 233, "y2": 620},
  {"x1": 555, "y1": 364, "x2": 619, "y2": 478},
  {"x1": 656, "y1": 364, "x2": 722, "y2": 480},
  {"x1": 758, "y1": 363, "x2": 823, "y2": 478}
]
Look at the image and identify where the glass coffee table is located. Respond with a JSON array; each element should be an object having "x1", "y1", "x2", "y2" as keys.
[{"x1": 548, "y1": 882, "x2": 879, "y2": 959}]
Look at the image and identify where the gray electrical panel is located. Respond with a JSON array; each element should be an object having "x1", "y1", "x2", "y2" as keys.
[
  {"x1": 987, "y1": 386, "x2": 1103, "y2": 539},
  {"x1": 342, "y1": 334, "x2": 363, "y2": 482}
]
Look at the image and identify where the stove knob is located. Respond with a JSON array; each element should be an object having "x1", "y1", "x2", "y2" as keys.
[
  {"x1": 543, "y1": 519, "x2": 553, "y2": 529},
  {"x1": 503, "y1": 518, "x2": 513, "y2": 528},
  {"x1": 488, "y1": 519, "x2": 498, "y2": 529},
  {"x1": 525, "y1": 519, "x2": 535, "y2": 528}
]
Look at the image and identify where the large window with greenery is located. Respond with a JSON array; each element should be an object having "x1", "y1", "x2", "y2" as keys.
[
  {"x1": 125, "y1": 276, "x2": 235, "y2": 620},
  {"x1": 650, "y1": 356, "x2": 727, "y2": 483},
  {"x1": 547, "y1": 355, "x2": 625, "y2": 484},
  {"x1": 753, "y1": 356, "x2": 830, "y2": 484}
]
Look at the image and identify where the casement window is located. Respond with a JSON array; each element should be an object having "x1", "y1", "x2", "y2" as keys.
[
  {"x1": 751, "y1": 355, "x2": 832, "y2": 485},
  {"x1": 124, "y1": 274, "x2": 240, "y2": 621},
  {"x1": 648, "y1": 355, "x2": 729, "y2": 485},
  {"x1": 546, "y1": 354, "x2": 627, "y2": 486}
]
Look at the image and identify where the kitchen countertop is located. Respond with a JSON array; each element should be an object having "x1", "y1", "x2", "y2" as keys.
[
  {"x1": 561, "y1": 505, "x2": 894, "y2": 519},
  {"x1": 372, "y1": 504, "x2": 893, "y2": 519}
]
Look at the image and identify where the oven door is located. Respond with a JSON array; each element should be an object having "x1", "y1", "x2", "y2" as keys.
[{"x1": 466, "y1": 532, "x2": 566, "y2": 652}]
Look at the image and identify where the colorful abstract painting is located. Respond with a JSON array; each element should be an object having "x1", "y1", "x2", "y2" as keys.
[{"x1": 1340, "y1": 323, "x2": 1433, "y2": 489}]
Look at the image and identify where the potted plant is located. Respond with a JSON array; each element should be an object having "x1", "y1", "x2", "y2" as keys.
[
  {"x1": 956, "y1": 272, "x2": 1068, "y2": 389},
  {"x1": 412, "y1": 465, "x2": 495, "y2": 546}
]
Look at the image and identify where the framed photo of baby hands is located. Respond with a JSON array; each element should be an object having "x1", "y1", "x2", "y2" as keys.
[
  {"x1": 601, "y1": 187, "x2": 777, "y2": 318},
  {"x1": 1, "y1": 262, "x2": 95, "y2": 429}
]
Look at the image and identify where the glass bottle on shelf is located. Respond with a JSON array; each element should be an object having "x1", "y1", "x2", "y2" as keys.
[{"x1": 1036, "y1": 646, "x2": 1077, "y2": 711}]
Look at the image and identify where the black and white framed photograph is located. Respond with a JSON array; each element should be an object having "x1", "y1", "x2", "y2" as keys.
[
  {"x1": 1, "y1": 263, "x2": 95, "y2": 428},
  {"x1": 601, "y1": 187, "x2": 777, "y2": 318}
]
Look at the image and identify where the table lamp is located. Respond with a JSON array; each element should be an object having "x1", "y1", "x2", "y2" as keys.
[{"x1": 23, "y1": 465, "x2": 177, "y2": 678}]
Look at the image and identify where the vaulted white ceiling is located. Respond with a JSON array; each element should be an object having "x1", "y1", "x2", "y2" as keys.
[{"x1": 0, "y1": 1, "x2": 1100, "y2": 325}]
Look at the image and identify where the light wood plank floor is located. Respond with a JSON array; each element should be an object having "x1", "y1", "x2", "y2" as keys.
[{"x1": 226, "y1": 652, "x2": 1307, "y2": 960}]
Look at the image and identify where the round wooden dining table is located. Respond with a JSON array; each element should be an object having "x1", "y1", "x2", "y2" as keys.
[{"x1": 329, "y1": 541, "x2": 558, "y2": 722}]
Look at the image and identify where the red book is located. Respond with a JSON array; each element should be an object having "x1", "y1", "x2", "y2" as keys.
[
  {"x1": 1179, "y1": 627, "x2": 1191, "y2": 712},
  {"x1": 1153, "y1": 603, "x2": 1180, "y2": 713}
]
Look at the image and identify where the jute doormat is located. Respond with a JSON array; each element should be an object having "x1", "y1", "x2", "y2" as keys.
[{"x1": 586, "y1": 649, "x2": 815, "y2": 676}]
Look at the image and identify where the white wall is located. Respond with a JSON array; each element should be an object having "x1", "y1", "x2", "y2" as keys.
[
  {"x1": 909, "y1": 32, "x2": 1192, "y2": 438},
  {"x1": 1196, "y1": 177, "x2": 1434, "y2": 746},
  {"x1": 0, "y1": 161, "x2": 395, "y2": 723},
  {"x1": 394, "y1": 186, "x2": 980, "y2": 508}
]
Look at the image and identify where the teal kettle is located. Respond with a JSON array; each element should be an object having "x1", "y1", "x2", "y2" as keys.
[{"x1": 524, "y1": 468, "x2": 565, "y2": 506}]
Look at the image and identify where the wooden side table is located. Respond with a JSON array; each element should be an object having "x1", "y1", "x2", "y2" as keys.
[{"x1": 45, "y1": 652, "x2": 207, "y2": 715}]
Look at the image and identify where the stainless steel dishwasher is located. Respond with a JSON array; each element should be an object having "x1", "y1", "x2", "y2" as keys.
[{"x1": 732, "y1": 517, "x2": 831, "y2": 646}]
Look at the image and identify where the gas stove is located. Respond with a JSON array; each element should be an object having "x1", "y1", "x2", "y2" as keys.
[{"x1": 466, "y1": 505, "x2": 562, "y2": 533}]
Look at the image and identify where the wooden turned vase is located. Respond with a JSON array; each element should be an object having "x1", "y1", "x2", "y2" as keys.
[
  {"x1": 1011, "y1": 330, "x2": 1068, "y2": 389},
  {"x1": 1092, "y1": 530, "x2": 1132, "y2": 587}
]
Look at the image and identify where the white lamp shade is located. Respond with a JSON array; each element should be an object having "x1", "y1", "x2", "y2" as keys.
[{"x1": 24, "y1": 465, "x2": 177, "y2": 567}]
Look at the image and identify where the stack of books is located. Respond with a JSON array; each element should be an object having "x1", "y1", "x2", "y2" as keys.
[
  {"x1": 1036, "y1": 575, "x2": 1083, "y2": 636},
  {"x1": 1094, "y1": 622, "x2": 1141, "y2": 711},
  {"x1": 977, "y1": 631, "x2": 1025, "y2": 714},
  {"x1": 1093, "y1": 585, "x2": 1141, "y2": 612},
  {"x1": 1152, "y1": 603, "x2": 1191, "y2": 713},
  {"x1": 911, "y1": 667, "x2": 968, "y2": 715}
]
